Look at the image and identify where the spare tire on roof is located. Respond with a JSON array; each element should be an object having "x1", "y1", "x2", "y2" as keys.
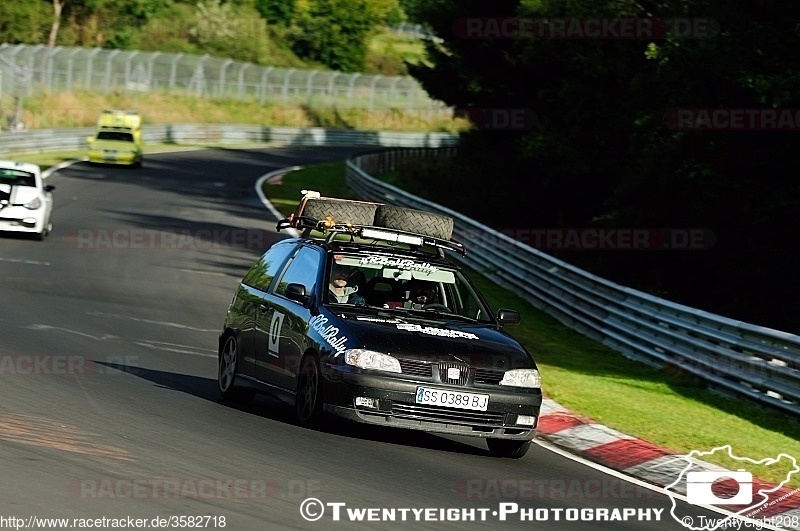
[
  {"x1": 301, "y1": 198, "x2": 378, "y2": 227},
  {"x1": 374, "y1": 204, "x2": 454, "y2": 241}
]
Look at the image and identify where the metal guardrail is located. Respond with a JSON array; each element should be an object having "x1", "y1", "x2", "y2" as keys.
[
  {"x1": 0, "y1": 125, "x2": 459, "y2": 155},
  {"x1": 345, "y1": 148, "x2": 800, "y2": 417}
]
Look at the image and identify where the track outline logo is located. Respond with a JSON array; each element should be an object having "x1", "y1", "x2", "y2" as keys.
[{"x1": 664, "y1": 445, "x2": 799, "y2": 530}]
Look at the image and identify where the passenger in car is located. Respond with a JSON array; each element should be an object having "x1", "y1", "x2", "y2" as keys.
[{"x1": 366, "y1": 277, "x2": 404, "y2": 307}]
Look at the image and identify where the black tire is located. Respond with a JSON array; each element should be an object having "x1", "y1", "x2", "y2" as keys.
[
  {"x1": 296, "y1": 354, "x2": 324, "y2": 426},
  {"x1": 218, "y1": 335, "x2": 254, "y2": 404},
  {"x1": 487, "y1": 438, "x2": 531, "y2": 459},
  {"x1": 33, "y1": 220, "x2": 51, "y2": 241},
  {"x1": 374, "y1": 204, "x2": 454, "y2": 240},
  {"x1": 302, "y1": 198, "x2": 378, "y2": 227}
]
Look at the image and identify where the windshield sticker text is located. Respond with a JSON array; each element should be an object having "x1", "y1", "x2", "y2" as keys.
[
  {"x1": 354, "y1": 316, "x2": 400, "y2": 323},
  {"x1": 396, "y1": 323, "x2": 479, "y2": 340},
  {"x1": 359, "y1": 255, "x2": 439, "y2": 273}
]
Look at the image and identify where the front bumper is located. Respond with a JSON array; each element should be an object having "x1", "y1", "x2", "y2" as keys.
[
  {"x1": 0, "y1": 207, "x2": 46, "y2": 233},
  {"x1": 321, "y1": 366, "x2": 541, "y2": 440}
]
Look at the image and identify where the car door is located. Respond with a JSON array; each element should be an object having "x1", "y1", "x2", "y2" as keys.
[
  {"x1": 254, "y1": 245, "x2": 323, "y2": 391},
  {"x1": 235, "y1": 241, "x2": 297, "y2": 380}
]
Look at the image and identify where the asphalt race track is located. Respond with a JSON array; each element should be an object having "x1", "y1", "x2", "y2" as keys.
[{"x1": 0, "y1": 146, "x2": 726, "y2": 530}]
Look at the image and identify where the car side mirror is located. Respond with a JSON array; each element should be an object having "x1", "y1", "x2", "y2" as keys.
[
  {"x1": 44, "y1": 184, "x2": 55, "y2": 192},
  {"x1": 285, "y1": 283, "x2": 307, "y2": 303},
  {"x1": 497, "y1": 308, "x2": 520, "y2": 325},
  {"x1": 86, "y1": 136, "x2": 95, "y2": 143},
  {"x1": 285, "y1": 284, "x2": 319, "y2": 314}
]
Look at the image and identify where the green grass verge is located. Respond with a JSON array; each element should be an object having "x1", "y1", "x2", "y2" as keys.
[
  {"x1": 12, "y1": 90, "x2": 466, "y2": 133},
  {"x1": 264, "y1": 161, "x2": 800, "y2": 487}
]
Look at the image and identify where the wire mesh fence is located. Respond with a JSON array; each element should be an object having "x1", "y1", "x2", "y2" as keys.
[{"x1": 0, "y1": 44, "x2": 449, "y2": 126}]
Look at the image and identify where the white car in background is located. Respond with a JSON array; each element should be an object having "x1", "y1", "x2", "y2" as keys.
[{"x1": 0, "y1": 160, "x2": 54, "y2": 240}]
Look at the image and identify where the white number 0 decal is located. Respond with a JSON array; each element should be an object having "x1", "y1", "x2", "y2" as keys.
[{"x1": 268, "y1": 310, "x2": 285, "y2": 357}]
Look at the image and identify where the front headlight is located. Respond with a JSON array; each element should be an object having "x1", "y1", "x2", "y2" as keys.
[
  {"x1": 345, "y1": 349, "x2": 401, "y2": 373},
  {"x1": 500, "y1": 369, "x2": 541, "y2": 388},
  {"x1": 23, "y1": 196, "x2": 42, "y2": 210}
]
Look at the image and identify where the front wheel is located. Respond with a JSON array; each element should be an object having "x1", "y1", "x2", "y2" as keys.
[
  {"x1": 34, "y1": 220, "x2": 52, "y2": 241},
  {"x1": 487, "y1": 438, "x2": 531, "y2": 459},
  {"x1": 296, "y1": 355, "x2": 324, "y2": 426},
  {"x1": 218, "y1": 335, "x2": 254, "y2": 404}
]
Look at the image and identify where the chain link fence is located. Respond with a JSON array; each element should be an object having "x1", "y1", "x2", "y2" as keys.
[{"x1": 0, "y1": 44, "x2": 449, "y2": 125}]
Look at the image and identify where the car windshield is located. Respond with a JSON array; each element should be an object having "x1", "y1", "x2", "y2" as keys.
[
  {"x1": 96, "y1": 131, "x2": 134, "y2": 142},
  {"x1": 327, "y1": 253, "x2": 494, "y2": 322},
  {"x1": 0, "y1": 169, "x2": 35, "y2": 187}
]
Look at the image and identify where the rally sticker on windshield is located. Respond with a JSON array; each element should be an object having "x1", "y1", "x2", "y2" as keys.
[
  {"x1": 396, "y1": 323, "x2": 479, "y2": 340},
  {"x1": 359, "y1": 255, "x2": 439, "y2": 274}
]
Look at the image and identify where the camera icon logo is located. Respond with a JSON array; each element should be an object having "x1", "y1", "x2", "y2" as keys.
[{"x1": 685, "y1": 469, "x2": 752, "y2": 505}]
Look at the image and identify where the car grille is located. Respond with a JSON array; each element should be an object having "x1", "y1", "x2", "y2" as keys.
[
  {"x1": 437, "y1": 362, "x2": 470, "y2": 385},
  {"x1": 398, "y1": 361, "x2": 506, "y2": 386},
  {"x1": 392, "y1": 403, "x2": 506, "y2": 428},
  {"x1": 473, "y1": 368, "x2": 505, "y2": 385},
  {"x1": 399, "y1": 359, "x2": 432, "y2": 378}
]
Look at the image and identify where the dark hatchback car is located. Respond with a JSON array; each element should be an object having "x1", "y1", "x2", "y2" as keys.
[{"x1": 218, "y1": 192, "x2": 543, "y2": 458}]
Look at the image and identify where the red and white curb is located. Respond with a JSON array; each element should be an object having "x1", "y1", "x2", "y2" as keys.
[{"x1": 536, "y1": 397, "x2": 800, "y2": 529}]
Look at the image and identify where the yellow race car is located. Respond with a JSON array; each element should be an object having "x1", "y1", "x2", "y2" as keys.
[{"x1": 86, "y1": 109, "x2": 143, "y2": 167}]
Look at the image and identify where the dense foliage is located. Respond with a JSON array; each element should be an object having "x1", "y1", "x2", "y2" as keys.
[
  {"x1": 0, "y1": 0, "x2": 405, "y2": 71},
  {"x1": 402, "y1": 0, "x2": 800, "y2": 332}
]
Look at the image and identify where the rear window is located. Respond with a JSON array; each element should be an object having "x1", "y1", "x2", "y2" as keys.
[{"x1": 96, "y1": 131, "x2": 134, "y2": 142}]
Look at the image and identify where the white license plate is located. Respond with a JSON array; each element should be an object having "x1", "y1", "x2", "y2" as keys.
[{"x1": 415, "y1": 387, "x2": 489, "y2": 411}]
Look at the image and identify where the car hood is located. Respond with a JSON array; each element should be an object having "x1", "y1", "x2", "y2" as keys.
[
  {"x1": 314, "y1": 308, "x2": 536, "y2": 370},
  {"x1": 0, "y1": 183, "x2": 39, "y2": 205}
]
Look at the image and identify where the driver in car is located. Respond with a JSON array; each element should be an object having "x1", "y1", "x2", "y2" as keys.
[{"x1": 403, "y1": 279, "x2": 434, "y2": 309}]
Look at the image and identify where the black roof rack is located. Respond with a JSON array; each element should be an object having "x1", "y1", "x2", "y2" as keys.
[{"x1": 276, "y1": 191, "x2": 466, "y2": 256}]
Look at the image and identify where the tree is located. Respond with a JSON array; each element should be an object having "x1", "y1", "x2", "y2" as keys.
[
  {"x1": 0, "y1": 0, "x2": 49, "y2": 44},
  {"x1": 48, "y1": 0, "x2": 65, "y2": 46},
  {"x1": 54, "y1": 0, "x2": 172, "y2": 47},
  {"x1": 290, "y1": 0, "x2": 396, "y2": 72},
  {"x1": 404, "y1": 0, "x2": 800, "y2": 331},
  {"x1": 254, "y1": 0, "x2": 295, "y2": 25}
]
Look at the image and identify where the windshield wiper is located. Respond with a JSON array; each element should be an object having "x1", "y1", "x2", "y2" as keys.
[{"x1": 403, "y1": 307, "x2": 480, "y2": 323}]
